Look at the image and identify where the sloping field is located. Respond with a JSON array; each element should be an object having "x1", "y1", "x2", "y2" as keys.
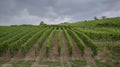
[{"x1": 0, "y1": 17, "x2": 120, "y2": 67}]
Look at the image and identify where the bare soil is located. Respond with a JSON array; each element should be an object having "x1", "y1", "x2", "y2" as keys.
[
  {"x1": 48, "y1": 31, "x2": 59, "y2": 61},
  {"x1": 38, "y1": 35, "x2": 49, "y2": 62},
  {"x1": 24, "y1": 40, "x2": 38, "y2": 61},
  {"x1": 96, "y1": 48, "x2": 114, "y2": 67},
  {"x1": 31, "y1": 34, "x2": 50, "y2": 67},
  {"x1": 1, "y1": 64, "x2": 12, "y2": 67},
  {"x1": 10, "y1": 50, "x2": 24, "y2": 61},
  {"x1": 70, "y1": 37, "x2": 83, "y2": 60},
  {"x1": 60, "y1": 31, "x2": 72, "y2": 67},
  {"x1": 0, "y1": 50, "x2": 12, "y2": 61},
  {"x1": 84, "y1": 46, "x2": 97, "y2": 67}
]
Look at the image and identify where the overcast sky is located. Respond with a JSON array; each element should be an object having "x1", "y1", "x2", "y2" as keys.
[{"x1": 0, "y1": 0, "x2": 120, "y2": 25}]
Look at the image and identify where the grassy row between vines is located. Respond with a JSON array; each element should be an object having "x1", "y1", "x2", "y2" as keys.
[
  {"x1": 0, "y1": 28, "x2": 33, "y2": 54},
  {"x1": 37, "y1": 27, "x2": 53, "y2": 50},
  {"x1": 63, "y1": 28, "x2": 73, "y2": 56},
  {"x1": 67, "y1": 29, "x2": 85, "y2": 56},
  {"x1": 45, "y1": 28, "x2": 56, "y2": 56},
  {"x1": 74, "y1": 30, "x2": 98, "y2": 56},
  {"x1": 57, "y1": 28, "x2": 62, "y2": 56},
  {"x1": 8, "y1": 28, "x2": 40, "y2": 55},
  {"x1": 21, "y1": 27, "x2": 47, "y2": 55}
]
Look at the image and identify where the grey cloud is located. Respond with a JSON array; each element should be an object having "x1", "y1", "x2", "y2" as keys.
[{"x1": 0, "y1": 0, "x2": 120, "y2": 25}]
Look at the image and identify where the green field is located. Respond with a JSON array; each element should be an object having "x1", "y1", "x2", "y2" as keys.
[{"x1": 0, "y1": 17, "x2": 120, "y2": 67}]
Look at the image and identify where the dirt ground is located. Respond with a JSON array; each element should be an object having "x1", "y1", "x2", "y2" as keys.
[
  {"x1": 48, "y1": 31, "x2": 59, "y2": 61},
  {"x1": 60, "y1": 31, "x2": 72, "y2": 67},
  {"x1": 84, "y1": 46, "x2": 97, "y2": 67},
  {"x1": 71, "y1": 37, "x2": 83, "y2": 60},
  {"x1": 0, "y1": 30, "x2": 115, "y2": 67},
  {"x1": 24, "y1": 40, "x2": 38, "y2": 61}
]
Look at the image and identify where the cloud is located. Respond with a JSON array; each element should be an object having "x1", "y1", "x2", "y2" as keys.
[
  {"x1": 100, "y1": 10, "x2": 120, "y2": 17},
  {"x1": 0, "y1": 0, "x2": 120, "y2": 25},
  {"x1": 0, "y1": 8, "x2": 72, "y2": 25}
]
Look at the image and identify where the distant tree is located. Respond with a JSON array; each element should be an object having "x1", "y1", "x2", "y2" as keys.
[
  {"x1": 64, "y1": 22, "x2": 69, "y2": 24},
  {"x1": 19, "y1": 24, "x2": 33, "y2": 26},
  {"x1": 101, "y1": 16, "x2": 107, "y2": 19},
  {"x1": 84, "y1": 20, "x2": 87, "y2": 22},
  {"x1": 39, "y1": 21, "x2": 46, "y2": 25},
  {"x1": 11, "y1": 25, "x2": 18, "y2": 26},
  {"x1": 94, "y1": 16, "x2": 99, "y2": 20},
  {"x1": 60, "y1": 22, "x2": 69, "y2": 24}
]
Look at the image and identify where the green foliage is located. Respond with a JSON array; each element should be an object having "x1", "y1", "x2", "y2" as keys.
[
  {"x1": 0, "y1": 26, "x2": 42, "y2": 55},
  {"x1": 110, "y1": 45, "x2": 120, "y2": 67},
  {"x1": 76, "y1": 28, "x2": 120, "y2": 41},
  {"x1": 8, "y1": 28, "x2": 41, "y2": 55},
  {"x1": 40, "y1": 61, "x2": 60, "y2": 67},
  {"x1": 0, "y1": 29, "x2": 21, "y2": 43},
  {"x1": 96, "y1": 17, "x2": 120, "y2": 27},
  {"x1": 57, "y1": 28, "x2": 62, "y2": 56},
  {"x1": 67, "y1": 29, "x2": 85, "y2": 56},
  {"x1": 0, "y1": 32, "x2": 8, "y2": 38},
  {"x1": 12, "y1": 60, "x2": 34, "y2": 67},
  {"x1": 0, "y1": 30, "x2": 29, "y2": 54},
  {"x1": 21, "y1": 28, "x2": 46, "y2": 55},
  {"x1": 74, "y1": 31, "x2": 98, "y2": 56},
  {"x1": 71, "y1": 60, "x2": 87, "y2": 67},
  {"x1": 60, "y1": 17, "x2": 120, "y2": 28},
  {"x1": 37, "y1": 28, "x2": 53, "y2": 50},
  {"x1": 96, "y1": 60, "x2": 109, "y2": 67},
  {"x1": 46, "y1": 28, "x2": 56, "y2": 56},
  {"x1": 63, "y1": 28, "x2": 73, "y2": 56},
  {"x1": 0, "y1": 17, "x2": 120, "y2": 62}
]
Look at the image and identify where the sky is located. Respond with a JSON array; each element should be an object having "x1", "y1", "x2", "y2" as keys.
[{"x1": 0, "y1": 0, "x2": 120, "y2": 25}]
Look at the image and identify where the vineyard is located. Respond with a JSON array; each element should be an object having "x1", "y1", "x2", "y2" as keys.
[{"x1": 0, "y1": 17, "x2": 120, "y2": 67}]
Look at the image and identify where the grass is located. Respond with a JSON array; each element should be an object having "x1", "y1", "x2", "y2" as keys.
[
  {"x1": 71, "y1": 60, "x2": 87, "y2": 67},
  {"x1": 11, "y1": 60, "x2": 34, "y2": 67},
  {"x1": 0, "y1": 17, "x2": 120, "y2": 67},
  {"x1": 0, "y1": 60, "x2": 6, "y2": 66},
  {"x1": 40, "y1": 61, "x2": 60, "y2": 67},
  {"x1": 95, "y1": 60, "x2": 109, "y2": 67},
  {"x1": 109, "y1": 44, "x2": 120, "y2": 67}
]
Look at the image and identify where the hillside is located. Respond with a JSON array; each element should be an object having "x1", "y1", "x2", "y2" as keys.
[
  {"x1": 61, "y1": 17, "x2": 120, "y2": 28},
  {"x1": 0, "y1": 17, "x2": 120, "y2": 67}
]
